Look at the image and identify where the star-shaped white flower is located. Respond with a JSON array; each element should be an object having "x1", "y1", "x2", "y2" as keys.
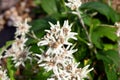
[
  {"x1": 0, "y1": 66, "x2": 10, "y2": 80},
  {"x1": 14, "y1": 19, "x2": 31, "y2": 36},
  {"x1": 65, "y1": 0, "x2": 82, "y2": 10}
]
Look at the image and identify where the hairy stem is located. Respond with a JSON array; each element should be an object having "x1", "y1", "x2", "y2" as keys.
[{"x1": 76, "y1": 9, "x2": 91, "y2": 44}]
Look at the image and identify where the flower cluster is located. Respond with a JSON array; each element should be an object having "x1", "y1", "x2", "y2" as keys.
[
  {"x1": 37, "y1": 20, "x2": 93, "y2": 80},
  {"x1": 65, "y1": 0, "x2": 82, "y2": 10},
  {"x1": 5, "y1": 19, "x2": 32, "y2": 67}
]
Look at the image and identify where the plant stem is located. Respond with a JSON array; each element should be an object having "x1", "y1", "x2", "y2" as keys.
[
  {"x1": 27, "y1": 33, "x2": 40, "y2": 41},
  {"x1": 76, "y1": 9, "x2": 92, "y2": 45}
]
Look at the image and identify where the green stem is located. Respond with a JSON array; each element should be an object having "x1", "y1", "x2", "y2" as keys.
[
  {"x1": 27, "y1": 33, "x2": 40, "y2": 41},
  {"x1": 77, "y1": 36, "x2": 88, "y2": 45},
  {"x1": 61, "y1": 0, "x2": 67, "y2": 12},
  {"x1": 76, "y1": 9, "x2": 93, "y2": 47}
]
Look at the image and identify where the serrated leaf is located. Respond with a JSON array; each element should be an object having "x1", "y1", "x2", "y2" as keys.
[{"x1": 41, "y1": 0, "x2": 58, "y2": 15}]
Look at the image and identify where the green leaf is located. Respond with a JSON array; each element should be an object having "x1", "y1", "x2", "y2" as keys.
[
  {"x1": 96, "y1": 50, "x2": 119, "y2": 80},
  {"x1": 0, "y1": 40, "x2": 13, "y2": 54},
  {"x1": 28, "y1": 18, "x2": 56, "y2": 45},
  {"x1": 30, "y1": 44, "x2": 40, "y2": 53},
  {"x1": 104, "y1": 61, "x2": 118, "y2": 80},
  {"x1": 91, "y1": 26, "x2": 117, "y2": 48},
  {"x1": 30, "y1": 19, "x2": 49, "y2": 31},
  {"x1": 96, "y1": 26, "x2": 117, "y2": 41},
  {"x1": 81, "y1": 2, "x2": 120, "y2": 22},
  {"x1": 104, "y1": 50, "x2": 120, "y2": 66},
  {"x1": 96, "y1": 50, "x2": 120, "y2": 66},
  {"x1": 82, "y1": 14, "x2": 92, "y2": 26},
  {"x1": 41, "y1": 0, "x2": 58, "y2": 15},
  {"x1": 6, "y1": 58, "x2": 15, "y2": 80},
  {"x1": 74, "y1": 45, "x2": 87, "y2": 61},
  {"x1": 103, "y1": 44, "x2": 114, "y2": 51},
  {"x1": 91, "y1": 32, "x2": 102, "y2": 49},
  {"x1": 30, "y1": 18, "x2": 56, "y2": 31}
]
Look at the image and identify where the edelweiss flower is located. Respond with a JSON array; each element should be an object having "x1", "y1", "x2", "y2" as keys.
[
  {"x1": 79, "y1": 65, "x2": 93, "y2": 79},
  {"x1": 65, "y1": 0, "x2": 82, "y2": 10},
  {"x1": 115, "y1": 22, "x2": 120, "y2": 37},
  {"x1": 66, "y1": 63, "x2": 93, "y2": 80},
  {"x1": 14, "y1": 19, "x2": 31, "y2": 36},
  {"x1": 0, "y1": 67, "x2": 10, "y2": 80},
  {"x1": 37, "y1": 20, "x2": 77, "y2": 56},
  {"x1": 53, "y1": 63, "x2": 93, "y2": 80},
  {"x1": 11, "y1": 47, "x2": 32, "y2": 67},
  {"x1": 36, "y1": 20, "x2": 93, "y2": 80},
  {"x1": 12, "y1": 36, "x2": 28, "y2": 52},
  {"x1": 5, "y1": 37, "x2": 32, "y2": 67},
  {"x1": 4, "y1": 37, "x2": 28, "y2": 58}
]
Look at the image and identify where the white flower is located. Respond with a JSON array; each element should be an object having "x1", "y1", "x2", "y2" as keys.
[
  {"x1": 14, "y1": 19, "x2": 31, "y2": 36},
  {"x1": 47, "y1": 78, "x2": 55, "y2": 80},
  {"x1": 36, "y1": 20, "x2": 93, "y2": 80},
  {"x1": 4, "y1": 37, "x2": 28, "y2": 58},
  {"x1": 11, "y1": 47, "x2": 32, "y2": 67},
  {"x1": 12, "y1": 36, "x2": 28, "y2": 51},
  {"x1": 0, "y1": 67, "x2": 10, "y2": 80},
  {"x1": 115, "y1": 22, "x2": 120, "y2": 37},
  {"x1": 80, "y1": 65, "x2": 93, "y2": 79},
  {"x1": 65, "y1": 0, "x2": 82, "y2": 10},
  {"x1": 37, "y1": 20, "x2": 77, "y2": 56},
  {"x1": 56, "y1": 63, "x2": 93, "y2": 80}
]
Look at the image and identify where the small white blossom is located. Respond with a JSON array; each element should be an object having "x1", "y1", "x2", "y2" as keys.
[
  {"x1": 12, "y1": 36, "x2": 28, "y2": 51},
  {"x1": 4, "y1": 37, "x2": 28, "y2": 58},
  {"x1": 79, "y1": 65, "x2": 93, "y2": 79},
  {"x1": 14, "y1": 19, "x2": 31, "y2": 36},
  {"x1": 5, "y1": 37, "x2": 32, "y2": 67},
  {"x1": 47, "y1": 78, "x2": 55, "y2": 80},
  {"x1": 11, "y1": 47, "x2": 32, "y2": 67},
  {"x1": 115, "y1": 22, "x2": 120, "y2": 37},
  {"x1": 37, "y1": 20, "x2": 77, "y2": 56},
  {"x1": 0, "y1": 67, "x2": 10, "y2": 80},
  {"x1": 50, "y1": 63, "x2": 93, "y2": 80},
  {"x1": 65, "y1": 0, "x2": 82, "y2": 10}
]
